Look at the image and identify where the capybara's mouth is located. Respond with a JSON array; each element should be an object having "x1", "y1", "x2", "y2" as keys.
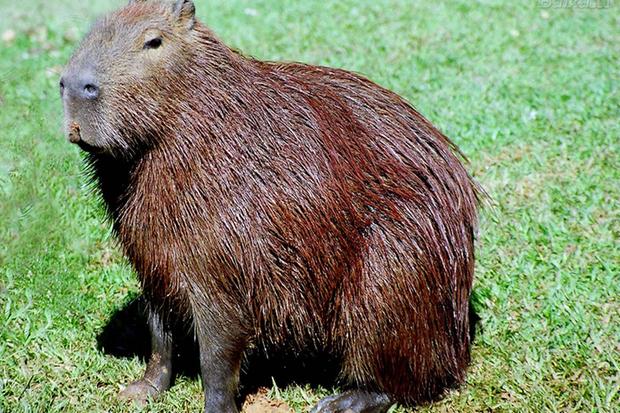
[
  {"x1": 68, "y1": 121, "x2": 82, "y2": 143},
  {"x1": 67, "y1": 121, "x2": 102, "y2": 153}
]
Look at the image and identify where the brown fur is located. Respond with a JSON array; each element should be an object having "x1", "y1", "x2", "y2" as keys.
[{"x1": 64, "y1": 0, "x2": 480, "y2": 407}]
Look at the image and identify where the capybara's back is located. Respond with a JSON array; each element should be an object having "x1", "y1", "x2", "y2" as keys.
[
  {"x1": 61, "y1": 1, "x2": 480, "y2": 412},
  {"x1": 247, "y1": 63, "x2": 479, "y2": 403}
]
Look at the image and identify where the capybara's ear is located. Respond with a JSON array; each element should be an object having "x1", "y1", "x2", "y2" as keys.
[{"x1": 172, "y1": 0, "x2": 195, "y2": 30}]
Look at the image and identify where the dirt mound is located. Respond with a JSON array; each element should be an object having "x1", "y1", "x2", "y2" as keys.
[{"x1": 242, "y1": 388, "x2": 294, "y2": 413}]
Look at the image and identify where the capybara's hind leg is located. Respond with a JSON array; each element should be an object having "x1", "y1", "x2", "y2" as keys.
[
  {"x1": 119, "y1": 307, "x2": 172, "y2": 404},
  {"x1": 310, "y1": 390, "x2": 393, "y2": 413}
]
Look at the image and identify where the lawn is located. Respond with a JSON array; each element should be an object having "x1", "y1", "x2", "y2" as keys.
[{"x1": 0, "y1": 0, "x2": 618, "y2": 412}]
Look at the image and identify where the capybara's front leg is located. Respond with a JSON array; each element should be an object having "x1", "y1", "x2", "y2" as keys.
[
  {"x1": 119, "y1": 306, "x2": 173, "y2": 404},
  {"x1": 195, "y1": 315, "x2": 245, "y2": 413}
]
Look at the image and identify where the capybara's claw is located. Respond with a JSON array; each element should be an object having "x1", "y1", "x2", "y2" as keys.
[{"x1": 119, "y1": 380, "x2": 161, "y2": 405}]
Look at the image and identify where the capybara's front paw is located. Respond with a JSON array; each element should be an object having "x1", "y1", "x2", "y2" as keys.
[{"x1": 119, "y1": 380, "x2": 162, "y2": 405}]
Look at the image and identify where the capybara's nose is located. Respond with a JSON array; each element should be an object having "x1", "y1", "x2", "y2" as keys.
[
  {"x1": 61, "y1": 70, "x2": 100, "y2": 100},
  {"x1": 59, "y1": 76, "x2": 65, "y2": 97}
]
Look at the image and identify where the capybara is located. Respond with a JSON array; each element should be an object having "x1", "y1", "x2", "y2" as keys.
[{"x1": 60, "y1": 0, "x2": 481, "y2": 412}]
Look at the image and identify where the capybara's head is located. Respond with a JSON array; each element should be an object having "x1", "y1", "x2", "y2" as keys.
[{"x1": 60, "y1": 0, "x2": 197, "y2": 156}]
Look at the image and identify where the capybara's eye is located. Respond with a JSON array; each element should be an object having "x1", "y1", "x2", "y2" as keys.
[
  {"x1": 144, "y1": 37, "x2": 162, "y2": 50},
  {"x1": 59, "y1": 79, "x2": 65, "y2": 96}
]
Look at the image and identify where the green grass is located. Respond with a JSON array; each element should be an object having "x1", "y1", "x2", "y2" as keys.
[{"x1": 0, "y1": 0, "x2": 618, "y2": 411}]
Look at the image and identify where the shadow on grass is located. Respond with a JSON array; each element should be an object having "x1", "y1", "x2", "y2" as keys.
[
  {"x1": 97, "y1": 293, "x2": 481, "y2": 403},
  {"x1": 96, "y1": 295, "x2": 341, "y2": 402}
]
